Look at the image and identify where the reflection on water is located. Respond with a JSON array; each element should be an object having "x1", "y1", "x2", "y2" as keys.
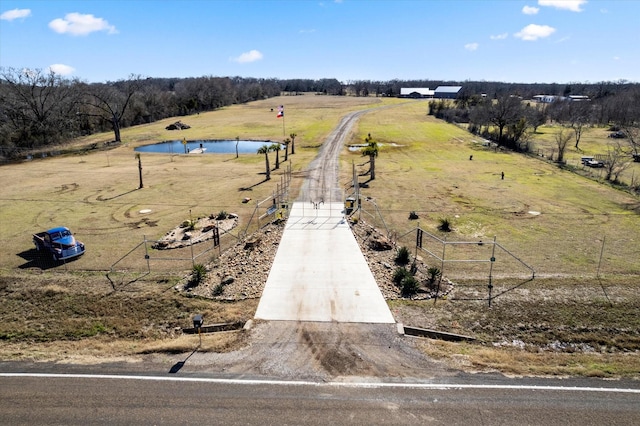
[{"x1": 134, "y1": 140, "x2": 283, "y2": 154}]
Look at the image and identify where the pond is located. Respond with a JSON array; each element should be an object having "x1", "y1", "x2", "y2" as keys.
[{"x1": 134, "y1": 140, "x2": 283, "y2": 155}]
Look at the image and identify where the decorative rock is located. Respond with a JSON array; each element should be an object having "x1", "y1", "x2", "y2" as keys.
[
  {"x1": 165, "y1": 121, "x2": 191, "y2": 130},
  {"x1": 244, "y1": 237, "x2": 261, "y2": 250},
  {"x1": 368, "y1": 235, "x2": 392, "y2": 251}
]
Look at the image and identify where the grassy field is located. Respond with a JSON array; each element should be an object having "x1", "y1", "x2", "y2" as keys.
[
  {"x1": 341, "y1": 101, "x2": 639, "y2": 277},
  {"x1": 0, "y1": 94, "x2": 638, "y2": 377}
]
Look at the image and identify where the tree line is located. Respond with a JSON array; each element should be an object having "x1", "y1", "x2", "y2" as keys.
[{"x1": 1, "y1": 65, "x2": 638, "y2": 163}]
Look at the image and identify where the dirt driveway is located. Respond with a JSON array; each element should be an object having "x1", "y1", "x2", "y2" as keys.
[{"x1": 174, "y1": 321, "x2": 452, "y2": 381}]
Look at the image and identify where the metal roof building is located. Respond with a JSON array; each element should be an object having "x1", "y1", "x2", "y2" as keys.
[
  {"x1": 434, "y1": 86, "x2": 462, "y2": 99},
  {"x1": 400, "y1": 88, "x2": 435, "y2": 98}
]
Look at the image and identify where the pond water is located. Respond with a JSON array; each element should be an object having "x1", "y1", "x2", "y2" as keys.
[{"x1": 134, "y1": 140, "x2": 283, "y2": 155}]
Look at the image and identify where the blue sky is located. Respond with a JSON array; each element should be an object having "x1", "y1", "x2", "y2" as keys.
[{"x1": 1, "y1": 0, "x2": 638, "y2": 84}]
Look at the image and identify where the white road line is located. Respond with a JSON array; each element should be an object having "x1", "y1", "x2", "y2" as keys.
[{"x1": 2, "y1": 373, "x2": 639, "y2": 393}]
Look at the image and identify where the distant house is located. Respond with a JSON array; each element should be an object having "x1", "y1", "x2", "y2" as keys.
[
  {"x1": 434, "y1": 86, "x2": 462, "y2": 99},
  {"x1": 533, "y1": 94, "x2": 589, "y2": 103},
  {"x1": 400, "y1": 88, "x2": 434, "y2": 98},
  {"x1": 568, "y1": 95, "x2": 590, "y2": 102},
  {"x1": 533, "y1": 95, "x2": 559, "y2": 103}
]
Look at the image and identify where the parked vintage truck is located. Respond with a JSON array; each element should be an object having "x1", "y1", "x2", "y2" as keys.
[{"x1": 33, "y1": 226, "x2": 86, "y2": 261}]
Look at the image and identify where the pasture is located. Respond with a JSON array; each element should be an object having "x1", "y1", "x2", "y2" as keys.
[{"x1": 0, "y1": 94, "x2": 638, "y2": 376}]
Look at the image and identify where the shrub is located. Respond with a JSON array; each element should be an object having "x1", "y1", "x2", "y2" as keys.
[
  {"x1": 181, "y1": 220, "x2": 196, "y2": 231},
  {"x1": 187, "y1": 263, "x2": 206, "y2": 288},
  {"x1": 438, "y1": 218, "x2": 452, "y2": 232},
  {"x1": 426, "y1": 267, "x2": 441, "y2": 289},
  {"x1": 395, "y1": 246, "x2": 411, "y2": 265},
  {"x1": 392, "y1": 267, "x2": 411, "y2": 287},
  {"x1": 212, "y1": 283, "x2": 224, "y2": 296},
  {"x1": 401, "y1": 275, "x2": 420, "y2": 297},
  {"x1": 215, "y1": 210, "x2": 228, "y2": 220}
]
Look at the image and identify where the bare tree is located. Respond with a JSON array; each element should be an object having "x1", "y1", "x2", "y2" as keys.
[
  {"x1": 80, "y1": 74, "x2": 144, "y2": 143},
  {"x1": 603, "y1": 141, "x2": 631, "y2": 182},
  {"x1": 611, "y1": 87, "x2": 640, "y2": 159},
  {"x1": 0, "y1": 67, "x2": 81, "y2": 150},
  {"x1": 567, "y1": 101, "x2": 592, "y2": 150},
  {"x1": 554, "y1": 129, "x2": 571, "y2": 163},
  {"x1": 486, "y1": 95, "x2": 524, "y2": 146},
  {"x1": 524, "y1": 103, "x2": 547, "y2": 133}
]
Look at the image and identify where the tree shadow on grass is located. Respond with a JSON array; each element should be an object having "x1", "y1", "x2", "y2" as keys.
[
  {"x1": 239, "y1": 177, "x2": 270, "y2": 191},
  {"x1": 96, "y1": 188, "x2": 139, "y2": 201}
]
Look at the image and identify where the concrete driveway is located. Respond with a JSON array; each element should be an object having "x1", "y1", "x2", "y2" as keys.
[{"x1": 254, "y1": 201, "x2": 395, "y2": 323}]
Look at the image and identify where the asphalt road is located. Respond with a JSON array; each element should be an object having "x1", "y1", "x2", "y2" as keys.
[{"x1": 1, "y1": 373, "x2": 639, "y2": 425}]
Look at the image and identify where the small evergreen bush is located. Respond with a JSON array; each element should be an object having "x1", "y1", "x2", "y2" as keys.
[
  {"x1": 212, "y1": 283, "x2": 224, "y2": 296},
  {"x1": 401, "y1": 275, "x2": 420, "y2": 296},
  {"x1": 438, "y1": 218, "x2": 452, "y2": 232},
  {"x1": 393, "y1": 267, "x2": 411, "y2": 287},
  {"x1": 187, "y1": 263, "x2": 206, "y2": 288},
  {"x1": 395, "y1": 246, "x2": 411, "y2": 265}
]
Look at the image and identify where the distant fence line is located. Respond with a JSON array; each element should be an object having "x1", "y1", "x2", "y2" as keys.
[{"x1": 356, "y1": 198, "x2": 640, "y2": 281}]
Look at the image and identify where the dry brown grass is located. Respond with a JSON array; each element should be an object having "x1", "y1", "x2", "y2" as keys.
[
  {"x1": 0, "y1": 94, "x2": 389, "y2": 272},
  {"x1": 390, "y1": 275, "x2": 640, "y2": 378},
  {"x1": 0, "y1": 268, "x2": 257, "y2": 361},
  {"x1": 417, "y1": 339, "x2": 640, "y2": 377}
]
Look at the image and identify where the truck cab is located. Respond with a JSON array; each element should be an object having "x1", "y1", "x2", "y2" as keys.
[{"x1": 33, "y1": 226, "x2": 86, "y2": 261}]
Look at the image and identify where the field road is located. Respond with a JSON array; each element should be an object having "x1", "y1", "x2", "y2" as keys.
[{"x1": 299, "y1": 108, "x2": 369, "y2": 204}]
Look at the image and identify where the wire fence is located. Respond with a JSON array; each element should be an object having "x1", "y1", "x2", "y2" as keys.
[
  {"x1": 105, "y1": 165, "x2": 292, "y2": 284},
  {"x1": 353, "y1": 197, "x2": 640, "y2": 300}
]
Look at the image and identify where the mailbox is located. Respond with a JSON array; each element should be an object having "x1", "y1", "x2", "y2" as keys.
[
  {"x1": 193, "y1": 314, "x2": 203, "y2": 330},
  {"x1": 345, "y1": 197, "x2": 355, "y2": 215}
]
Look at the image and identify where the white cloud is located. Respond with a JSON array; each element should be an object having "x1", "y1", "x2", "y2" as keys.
[
  {"x1": 490, "y1": 33, "x2": 508, "y2": 40},
  {"x1": 538, "y1": 0, "x2": 587, "y2": 12},
  {"x1": 0, "y1": 8, "x2": 31, "y2": 21},
  {"x1": 48, "y1": 64, "x2": 76, "y2": 76},
  {"x1": 522, "y1": 5, "x2": 540, "y2": 14},
  {"x1": 49, "y1": 13, "x2": 117, "y2": 36},
  {"x1": 514, "y1": 24, "x2": 556, "y2": 41},
  {"x1": 464, "y1": 43, "x2": 479, "y2": 51},
  {"x1": 231, "y1": 50, "x2": 264, "y2": 63}
]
